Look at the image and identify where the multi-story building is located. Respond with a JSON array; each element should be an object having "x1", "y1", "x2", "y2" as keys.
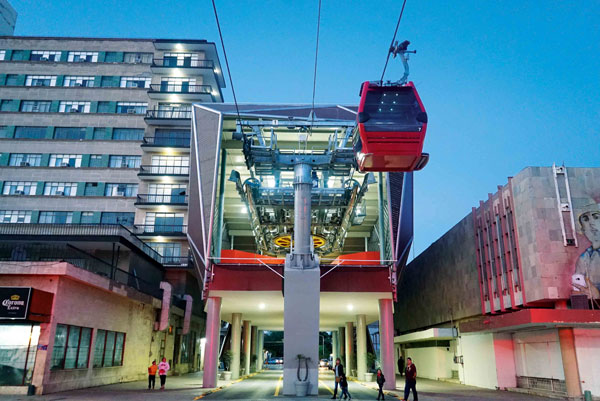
[
  {"x1": 0, "y1": 36, "x2": 224, "y2": 394},
  {"x1": 0, "y1": 0, "x2": 16, "y2": 36}
]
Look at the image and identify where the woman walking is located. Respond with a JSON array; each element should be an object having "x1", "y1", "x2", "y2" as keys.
[
  {"x1": 376, "y1": 369, "x2": 386, "y2": 400},
  {"x1": 158, "y1": 357, "x2": 170, "y2": 390}
]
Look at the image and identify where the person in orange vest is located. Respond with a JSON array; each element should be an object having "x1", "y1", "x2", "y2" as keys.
[{"x1": 148, "y1": 360, "x2": 158, "y2": 390}]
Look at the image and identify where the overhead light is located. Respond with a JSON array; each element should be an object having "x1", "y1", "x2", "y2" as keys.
[
  {"x1": 175, "y1": 43, "x2": 184, "y2": 50},
  {"x1": 160, "y1": 177, "x2": 173, "y2": 184},
  {"x1": 155, "y1": 236, "x2": 165, "y2": 242},
  {"x1": 347, "y1": 304, "x2": 354, "y2": 311},
  {"x1": 241, "y1": 206, "x2": 248, "y2": 214},
  {"x1": 259, "y1": 303, "x2": 266, "y2": 310}
]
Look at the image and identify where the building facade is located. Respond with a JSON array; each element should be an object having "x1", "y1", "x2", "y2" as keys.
[
  {"x1": 394, "y1": 166, "x2": 600, "y2": 399},
  {"x1": 0, "y1": 36, "x2": 224, "y2": 394},
  {"x1": 0, "y1": 0, "x2": 16, "y2": 36}
]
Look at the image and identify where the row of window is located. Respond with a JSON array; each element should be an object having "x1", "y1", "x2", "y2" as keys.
[
  {"x1": 0, "y1": 210, "x2": 184, "y2": 226},
  {"x1": 51, "y1": 324, "x2": 125, "y2": 371},
  {"x1": 1, "y1": 127, "x2": 146, "y2": 141},
  {"x1": 1, "y1": 50, "x2": 206, "y2": 65},
  {"x1": 3, "y1": 75, "x2": 197, "y2": 89},
  {"x1": 4, "y1": 153, "x2": 141, "y2": 167},
  {"x1": 2, "y1": 100, "x2": 148, "y2": 114},
  {"x1": 1, "y1": 182, "x2": 139, "y2": 197}
]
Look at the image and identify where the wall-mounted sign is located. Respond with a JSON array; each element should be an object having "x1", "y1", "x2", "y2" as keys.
[{"x1": 0, "y1": 287, "x2": 31, "y2": 319}]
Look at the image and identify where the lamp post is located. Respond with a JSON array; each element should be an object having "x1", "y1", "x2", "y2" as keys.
[{"x1": 319, "y1": 334, "x2": 325, "y2": 360}]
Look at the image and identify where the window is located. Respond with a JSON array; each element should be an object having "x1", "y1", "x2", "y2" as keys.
[
  {"x1": 100, "y1": 212, "x2": 134, "y2": 226},
  {"x1": 39, "y1": 211, "x2": 73, "y2": 224},
  {"x1": 104, "y1": 183, "x2": 138, "y2": 197},
  {"x1": 89, "y1": 155, "x2": 104, "y2": 167},
  {"x1": 54, "y1": 127, "x2": 86, "y2": 140},
  {"x1": 20, "y1": 100, "x2": 51, "y2": 112},
  {"x1": 149, "y1": 242, "x2": 181, "y2": 259},
  {"x1": 63, "y1": 76, "x2": 95, "y2": 87},
  {"x1": 9, "y1": 154, "x2": 42, "y2": 166},
  {"x1": 148, "y1": 184, "x2": 186, "y2": 203},
  {"x1": 119, "y1": 77, "x2": 151, "y2": 88},
  {"x1": 0, "y1": 50, "x2": 5, "y2": 61},
  {"x1": 93, "y1": 128, "x2": 109, "y2": 139},
  {"x1": 100, "y1": 77, "x2": 119, "y2": 88},
  {"x1": 80, "y1": 212, "x2": 95, "y2": 224},
  {"x1": 116, "y1": 102, "x2": 147, "y2": 114},
  {"x1": 159, "y1": 77, "x2": 197, "y2": 93},
  {"x1": 83, "y1": 182, "x2": 99, "y2": 196},
  {"x1": 43, "y1": 182, "x2": 77, "y2": 196},
  {"x1": 109, "y1": 155, "x2": 141, "y2": 169},
  {"x1": 157, "y1": 104, "x2": 192, "y2": 119},
  {"x1": 30, "y1": 50, "x2": 62, "y2": 61},
  {"x1": 2, "y1": 181, "x2": 36, "y2": 195},
  {"x1": 92, "y1": 329, "x2": 126, "y2": 368},
  {"x1": 0, "y1": 126, "x2": 9, "y2": 138},
  {"x1": 180, "y1": 331, "x2": 196, "y2": 363},
  {"x1": 154, "y1": 129, "x2": 191, "y2": 146},
  {"x1": 5, "y1": 74, "x2": 19, "y2": 86},
  {"x1": 48, "y1": 154, "x2": 82, "y2": 167},
  {"x1": 58, "y1": 101, "x2": 91, "y2": 113},
  {"x1": 14, "y1": 126, "x2": 46, "y2": 139},
  {"x1": 25, "y1": 75, "x2": 57, "y2": 87},
  {"x1": 67, "y1": 51, "x2": 98, "y2": 63},
  {"x1": 144, "y1": 212, "x2": 184, "y2": 232},
  {"x1": 163, "y1": 52, "x2": 204, "y2": 67},
  {"x1": 151, "y1": 155, "x2": 189, "y2": 175},
  {"x1": 0, "y1": 100, "x2": 13, "y2": 111},
  {"x1": 50, "y1": 324, "x2": 92, "y2": 370},
  {"x1": 123, "y1": 52, "x2": 153, "y2": 64},
  {"x1": 0, "y1": 210, "x2": 32, "y2": 223},
  {"x1": 112, "y1": 128, "x2": 143, "y2": 141}
]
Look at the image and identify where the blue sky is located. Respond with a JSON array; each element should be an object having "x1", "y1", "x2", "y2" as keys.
[{"x1": 11, "y1": 0, "x2": 600, "y2": 256}]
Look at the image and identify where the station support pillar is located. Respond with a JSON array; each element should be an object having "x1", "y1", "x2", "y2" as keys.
[
  {"x1": 202, "y1": 297, "x2": 221, "y2": 388},
  {"x1": 243, "y1": 320, "x2": 251, "y2": 376},
  {"x1": 255, "y1": 329, "x2": 263, "y2": 371},
  {"x1": 356, "y1": 314, "x2": 367, "y2": 380},
  {"x1": 230, "y1": 313, "x2": 242, "y2": 379},
  {"x1": 379, "y1": 299, "x2": 396, "y2": 390},
  {"x1": 332, "y1": 330, "x2": 338, "y2": 363},
  {"x1": 345, "y1": 321, "x2": 354, "y2": 376},
  {"x1": 558, "y1": 328, "x2": 582, "y2": 400},
  {"x1": 339, "y1": 326, "x2": 345, "y2": 361}
]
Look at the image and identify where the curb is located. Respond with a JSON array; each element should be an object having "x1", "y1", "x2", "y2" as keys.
[{"x1": 193, "y1": 371, "x2": 260, "y2": 399}]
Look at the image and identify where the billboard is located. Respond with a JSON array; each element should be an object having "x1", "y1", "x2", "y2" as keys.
[{"x1": 0, "y1": 287, "x2": 31, "y2": 319}]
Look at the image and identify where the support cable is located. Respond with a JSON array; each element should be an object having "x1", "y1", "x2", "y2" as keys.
[
  {"x1": 380, "y1": 0, "x2": 408, "y2": 83},
  {"x1": 211, "y1": 0, "x2": 243, "y2": 128},
  {"x1": 309, "y1": 0, "x2": 322, "y2": 135}
]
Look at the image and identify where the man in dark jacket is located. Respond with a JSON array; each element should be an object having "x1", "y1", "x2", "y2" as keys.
[
  {"x1": 376, "y1": 369, "x2": 386, "y2": 400},
  {"x1": 403, "y1": 357, "x2": 417, "y2": 401},
  {"x1": 332, "y1": 358, "x2": 344, "y2": 399},
  {"x1": 398, "y1": 355, "x2": 405, "y2": 377}
]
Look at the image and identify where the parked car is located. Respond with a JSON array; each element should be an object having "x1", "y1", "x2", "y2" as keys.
[{"x1": 319, "y1": 359, "x2": 329, "y2": 367}]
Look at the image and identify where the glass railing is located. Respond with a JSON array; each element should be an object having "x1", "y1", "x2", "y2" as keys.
[
  {"x1": 135, "y1": 194, "x2": 188, "y2": 204},
  {"x1": 152, "y1": 59, "x2": 214, "y2": 68},
  {"x1": 148, "y1": 84, "x2": 212, "y2": 94},
  {"x1": 138, "y1": 165, "x2": 190, "y2": 175},
  {"x1": 145, "y1": 109, "x2": 192, "y2": 119}
]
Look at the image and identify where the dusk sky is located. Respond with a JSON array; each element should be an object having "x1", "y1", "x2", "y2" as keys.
[{"x1": 11, "y1": 0, "x2": 600, "y2": 257}]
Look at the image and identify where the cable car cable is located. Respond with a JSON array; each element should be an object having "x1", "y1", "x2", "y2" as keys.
[
  {"x1": 211, "y1": 0, "x2": 243, "y2": 130},
  {"x1": 309, "y1": 0, "x2": 322, "y2": 136},
  {"x1": 380, "y1": 0, "x2": 408, "y2": 84}
]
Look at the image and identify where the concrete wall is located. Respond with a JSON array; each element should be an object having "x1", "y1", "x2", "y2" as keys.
[
  {"x1": 459, "y1": 333, "x2": 498, "y2": 389},
  {"x1": 513, "y1": 329, "x2": 564, "y2": 380},
  {"x1": 402, "y1": 346, "x2": 454, "y2": 380},
  {"x1": 573, "y1": 328, "x2": 600, "y2": 397}
]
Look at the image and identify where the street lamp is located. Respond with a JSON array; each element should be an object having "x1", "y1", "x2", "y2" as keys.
[{"x1": 319, "y1": 334, "x2": 325, "y2": 360}]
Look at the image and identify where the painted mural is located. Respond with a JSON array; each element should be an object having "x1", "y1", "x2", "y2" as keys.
[{"x1": 572, "y1": 202, "x2": 600, "y2": 299}]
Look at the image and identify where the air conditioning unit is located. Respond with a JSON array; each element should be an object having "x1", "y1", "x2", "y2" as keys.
[
  {"x1": 14, "y1": 190, "x2": 25, "y2": 195},
  {"x1": 19, "y1": 161, "x2": 30, "y2": 166},
  {"x1": 116, "y1": 191, "x2": 125, "y2": 196},
  {"x1": 74, "y1": 82, "x2": 82, "y2": 87},
  {"x1": 76, "y1": 58, "x2": 86, "y2": 63},
  {"x1": 31, "y1": 106, "x2": 40, "y2": 112},
  {"x1": 40, "y1": 57, "x2": 49, "y2": 61},
  {"x1": 56, "y1": 191, "x2": 65, "y2": 196},
  {"x1": 60, "y1": 162, "x2": 71, "y2": 167},
  {"x1": 34, "y1": 81, "x2": 43, "y2": 86},
  {"x1": 127, "y1": 109, "x2": 136, "y2": 114},
  {"x1": 69, "y1": 108, "x2": 80, "y2": 113}
]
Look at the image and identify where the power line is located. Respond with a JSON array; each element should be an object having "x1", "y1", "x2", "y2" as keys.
[
  {"x1": 310, "y1": 0, "x2": 322, "y2": 134},
  {"x1": 211, "y1": 0, "x2": 242, "y2": 128},
  {"x1": 380, "y1": 0, "x2": 408, "y2": 83}
]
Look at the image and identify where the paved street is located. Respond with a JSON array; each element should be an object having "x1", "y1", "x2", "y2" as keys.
[{"x1": 0, "y1": 369, "x2": 560, "y2": 400}]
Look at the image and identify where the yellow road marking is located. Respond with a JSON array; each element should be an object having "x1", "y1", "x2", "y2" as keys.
[
  {"x1": 274, "y1": 374, "x2": 283, "y2": 396},
  {"x1": 193, "y1": 371, "x2": 260, "y2": 399},
  {"x1": 319, "y1": 380, "x2": 334, "y2": 394}
]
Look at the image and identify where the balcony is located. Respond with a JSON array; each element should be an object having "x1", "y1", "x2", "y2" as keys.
[
  {"x1": 138, "y1": 165, "x2": 189, "y2": 181},
  {"x1": 135, "y1": 194, "x2": 188, "y2": 209},
  {"x1": 144, "y1": 109, "x2": 191, "y2": 126},
  {"x1": 162, "y1": 255, "x2": 194, "y2": 268},
  {"x1": 141, "y1": 134, "x2": 191, "y2": 152},
  {"x1": 151, "y1": 58, "x2": 215, "y2": 74},
  {"x1": 132, "y1": 224, "x2": 188, "y2": 238},
  {"x1": 147, "y1": 84, "x2": 215, "y2": 102}
]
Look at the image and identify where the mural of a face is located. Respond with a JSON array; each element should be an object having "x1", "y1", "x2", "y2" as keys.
[
  {"x1": 573, "y1": 204, "x2": 600, "y2": 298},
  {"x1": 580, "y1": 210, "x2": 600, "y2": 249}
]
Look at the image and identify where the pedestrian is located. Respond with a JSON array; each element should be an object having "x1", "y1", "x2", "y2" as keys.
[
  {"x1": 147, "y1": 360, "x2": 158, "y2": 390},
  {"x1": 398, "y1": 355, "x2": 405, "y2": 377},
  {"x1": 339, "y1": 374, "x2": 352, "y2": 400},
  {"x1": 403, "y1": 357, "x2": 417, "y2": 401},
  {"x1": 376, "y1": 368, "x2": 386, "y2": 400},
  {"x1": 332, "y1": 357, "x2": 344, "y2": 399},
  {"x1": 158, "y1": 357, "x2": 170, "y2": 390}
]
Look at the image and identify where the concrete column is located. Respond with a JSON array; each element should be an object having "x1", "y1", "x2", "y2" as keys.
[
  {"x1": 379, "y1": 299, "x2": 396, "y2": 390},
  {"x1": 256, "y1": 329, "x2": 263, "y2": 371},
  {"x1": 202, "y1": 297, "x2": 221, "y2": 388},
  {"x1": 332, "y1": 331, "x2": 338, "y2": 364},
  {"x1": 339, "y1": 326, "x2": 345, "y2": 360},
  {"x1": 345, "y1": 322, "x2": 354, "y2": 375},
  {"x1": 252, "y1": 325, "x2": 259, "y2": 372},
  {"x1": 259, "y1": 330, "x2": 265, "y2": 370},
  {"x1": 230, "y1": 313, "x2": 242, "y2": 379},
  {"x1": 356, "y1": 314, "x2": 367, "y2": 380},
  {"x1": 243, "y1": 320, "x2": 251, "y2": 376},
  {"x1": 558, "y1": 328, "x2": 582, "y2": 399}
]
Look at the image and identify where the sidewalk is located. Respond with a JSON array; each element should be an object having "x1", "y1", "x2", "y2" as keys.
[{"x1": 0, "y1": 372, "x2": 235, "y2": 401}]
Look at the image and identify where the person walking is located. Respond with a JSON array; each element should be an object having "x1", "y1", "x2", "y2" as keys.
[
  {"x1": 402, "y1": 357, "x2": 418, "y2": 401},
  {"x1": 158, "y1": 357, "x2": 170, "y2": 390},
  {"x1": 398, "y1": 355, "x2": 405, "y2": 377},
  {"x1": 332, "y1": 357, "x2": 345, "y2": 399},
  {"x1": 339, "y1": 374, "x2": 352, "y2": 400},
  {"x1": 147, "y1": 360, "x2": 158, "y2": 390},
  {"x1": 376, "y1": 369, "x2": 386, "y2": 400}
]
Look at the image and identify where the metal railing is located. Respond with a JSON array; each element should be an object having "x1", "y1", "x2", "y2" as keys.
[
  {"x1": 162, "y1": 255, "x2": 193, "y2": 267},
  {"x1": 143, "y1": 135, "x2": 191, "y2": 147},
  {"x1": 145, "y1": 109, "x2": 192, "y2": 120},
  {"x1": 135, "y1": 194, "x2": 188, "y2": 205},
  {"x1": 148, "y1": 84, "x2": 212, "y2": 94},
  {"x1": 151, "y1": 59, "x2": 214, "y2": 68},
  {"x1": 132, "y1": 225, "x2": 188, "y2": 235},
  {"x1": 138, "y1": 165, "x2": 190, "y2": 175}
]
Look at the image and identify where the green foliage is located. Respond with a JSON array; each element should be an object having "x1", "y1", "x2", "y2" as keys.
[
  {"x1": 221, "y1": 350, "x2": 233, "y2": 370},
  {"x1": 366, "y1": 352, "x2": 377, "y2": 369}
]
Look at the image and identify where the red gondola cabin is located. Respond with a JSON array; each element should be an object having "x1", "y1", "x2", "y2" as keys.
[{"x1": 354, "y1": 81, "x2": 428, "y2": 172}]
